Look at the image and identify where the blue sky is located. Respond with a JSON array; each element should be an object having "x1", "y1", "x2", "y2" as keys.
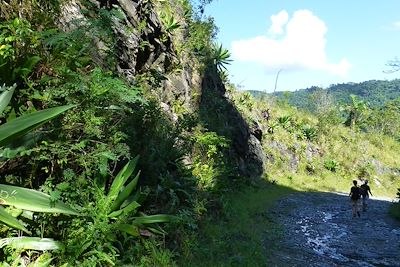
[{"x1": 205, "y1": 0, "x2": 400, "y2": 92}]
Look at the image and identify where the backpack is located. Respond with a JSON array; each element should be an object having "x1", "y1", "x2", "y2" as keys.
[{"x1": 351, "y1": 186, "x2": 360, "y2": 200}]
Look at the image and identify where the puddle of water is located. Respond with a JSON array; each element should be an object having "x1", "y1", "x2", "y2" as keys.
[
  {"x1": 297, "y1": 211, "x2": 350, "y2": 263},
  {"x1": 306, "y1": 234, "x2": 349, "y2": 262}
]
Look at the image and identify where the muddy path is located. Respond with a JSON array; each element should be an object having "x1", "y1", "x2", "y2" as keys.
[{"x1": 266, "y1": 192, "x2": 400, "y2": 267}]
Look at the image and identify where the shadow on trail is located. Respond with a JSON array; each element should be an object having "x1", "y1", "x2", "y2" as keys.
[{"x1": 268, "y1": 191, "x2": 400, "y2": 267}]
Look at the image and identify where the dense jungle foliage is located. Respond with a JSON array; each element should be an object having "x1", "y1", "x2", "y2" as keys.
[
  {"x1": 0, "y1": 0, "x2": 399, "y2": 266},
  {"x1": 0, "y1": 0, "x2": 237, "y2": 265}
]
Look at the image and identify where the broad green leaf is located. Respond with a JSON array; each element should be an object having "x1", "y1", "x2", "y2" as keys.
[
  {"x1": 107, "y1": 156, "x2": 139, "y2": 203},
  {"x1": 147, "y1": 225, "x2": 167, "y2": 235},
  {"x1": 114, "y1": 224, "x2": 139, "y2": 237},
  {"x1": 0, "y1": 131, "x2": 41, "y2": 159},
  {"x1": 0, "y1": 84, "x2": 15, "y2": 114},
  {"x1": 0, "y1": 237, "x2": 63, "y2": 251},
  {"x1": 121, "y1": 187, "x2": 149, "y2": 208},
  {"x1": 119, "y1": 200, "x2": 140, "y2": 215},
  {"x1": 0, "y1": 184, "x2": 79, "y2": 215},
  {"x1": 0, "y1": 104, "x2": 75, "y2": 147},
  {"x1": 111, "y1": 170, "x2": 141, "y2": 211},
  {"x1": 107, "y1": 209, "x2": 123, "y2": 218},
  {"x1": 131, "y1": 214, "x2": 176, "y2": 225},
  {"x1": 0, "y1": 206, "x2": 29, "y2": 233},
  {"x1": 108, "y1": 201, "x2": 140, "y2": 218}
]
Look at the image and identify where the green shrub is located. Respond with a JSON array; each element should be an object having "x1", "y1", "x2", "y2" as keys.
[
  {"x1": 191, "y1": 128, "x2": 229, "y2": 190},
  {"x1": 324, "y1": 159, "x2": 338, "y2": 172},
  {"x1": 301, "y1": 124, "x2": 318, "y2": 141},
  {"x1": 135, "y1": 239, "x2": 177, "y2": 267},
  {"x1": 62, "y1": 158, "x2": 174, "y2": 265},
  {"x1": 186, "y1": 17, "x2": 217, "y2": 61},
  {"x1": 277, "y1": 115, "x2": 292, "y2": 130},
  {"x1": 160, "y1": 12, "x2": 181, "y2": 32},
  {"x1": 0, "y1": 18, "x2": 41, "y2": 85}
]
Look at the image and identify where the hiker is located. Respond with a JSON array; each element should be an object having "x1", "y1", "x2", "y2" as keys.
[
  {"x1": 349, "y1": 180, "x2": 361, "y2": 217},
  {"x1": 360, "y1": 180, "x2": 372, "y2": 211}
]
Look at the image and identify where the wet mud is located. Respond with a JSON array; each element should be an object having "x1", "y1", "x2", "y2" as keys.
[{"x1": 267, "y1": 192, "x2": 400, "y2": 267}]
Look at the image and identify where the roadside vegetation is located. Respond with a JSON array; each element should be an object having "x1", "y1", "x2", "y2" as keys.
[
  {"x1": 181, "y1": 182, "x2": 295, "y2": 267},
  {"x1": 230, "y1": 87, "x2": 400, "y2": 197},
  {"x1": 0, "y1": 0, "x2": 234, "y2": 265}
]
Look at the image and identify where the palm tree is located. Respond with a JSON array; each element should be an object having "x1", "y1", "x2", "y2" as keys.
[{"x1": 344, "y1": 95, "x2": 368, "y2": 127}]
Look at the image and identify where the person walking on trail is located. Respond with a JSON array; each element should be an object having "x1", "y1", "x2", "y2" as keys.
[
  {"x1": 360, "y1": 180, "x2": 372, "y2": 212},
  {"x1": 349, "y1": 180, "x2": 361, "y2": 218}
]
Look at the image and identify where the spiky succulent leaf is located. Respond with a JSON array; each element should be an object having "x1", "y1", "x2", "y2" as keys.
[
  {"x1": 0, "y1": 184, "x2": 79, "y2": 215},
  {"x1": 0, "y1": 84, "x2": 15, "y2": 114},
  {"x1": 0, "y1": 237, "x2": 63, "y2": 251},
  {"x1": 0, "y1": 104, "x2": 75, "y2": 147},
  {"x1": 111, "y1": 170, "x2": 140, "y2": 211},
  {"x1": 107, "y1": 156, "x2": 139, "y2": 204},
  {"x1": 0, "y1": 206, "x2": 29, "y2": 233},
  {"x1": 132, "y1": 214, "x2": 176, "y2": 225}
]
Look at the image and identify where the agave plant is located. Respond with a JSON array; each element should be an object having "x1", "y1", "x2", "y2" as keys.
[
  {"x1": 277, "y1": 115, "x2": 292, "y2": 128},
  {"x1": 68, "y1": 156, "x2": 176, "y2": 260},
  {"x1": 160, "y1": 11, "x2": 181, "y2": 33},
  {"x1": 211, "y1": 43, "x2": 232, "y2": 72},
  {"x1": 0, "y1": 84, "x2": 78, "y2": 249},
  {"x1": 101, "y1": 156, "x2": 175, "y2": 237},
  {"x1": 301, "y1": 124, "x2": 318, "y2": 141}
]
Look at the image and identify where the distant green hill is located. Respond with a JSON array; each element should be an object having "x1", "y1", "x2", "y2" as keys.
[
  {"x1": 247, "y1": 90, "x2": 269, "y2": 98},
  {"x1": 248, "y1": 79, "x2": 400, "y2": 112}
]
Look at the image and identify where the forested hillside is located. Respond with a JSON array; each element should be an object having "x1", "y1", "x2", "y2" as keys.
[
  {"x1": 271, "y1": 79, "x2": 400, "y2": 111},
  {"x1": 0, "y1": 0, "x2": 399, "y2": 266}
]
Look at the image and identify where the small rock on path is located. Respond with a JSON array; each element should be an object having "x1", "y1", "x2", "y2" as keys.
[{"x1": 267, "y1": 192, "x2": 400, "y2": 267}]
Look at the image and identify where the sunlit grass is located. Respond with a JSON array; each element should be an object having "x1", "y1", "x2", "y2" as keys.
[{"x1": 269, "y1": 168, "x2": 398, "y2": 198}]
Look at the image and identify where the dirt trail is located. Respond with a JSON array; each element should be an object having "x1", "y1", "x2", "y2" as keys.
[{"x1": 267, "y1": 192, "x2": 400, "y2": 267}]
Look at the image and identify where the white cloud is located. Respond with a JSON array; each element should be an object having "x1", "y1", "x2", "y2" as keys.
[
  {"x1": 231, "y1": 9, "x2": 351, "y2": 76},
  {"x1": 268, "y1": 10, "x2": 289, "y2": 35}
]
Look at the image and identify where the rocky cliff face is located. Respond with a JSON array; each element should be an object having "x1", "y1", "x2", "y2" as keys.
[
  {"x1": 59, "y1": 0, "x2": 265, "y2": 178},
  {"x1": 200, "y1": 65, "x2": 265, "y2": 177}
]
